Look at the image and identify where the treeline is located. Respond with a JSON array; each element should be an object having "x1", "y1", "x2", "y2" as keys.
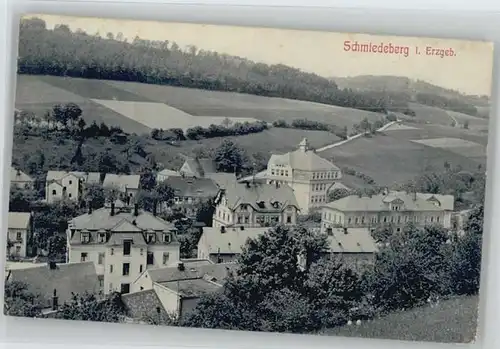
[
  {"x1": 272, "y1": 119, "x2": 348, "y2": 140},
  {"x1": 19, "y1": 18, "x2": 389, "y2": 114},
  {"x1": 185, "y1": 121, "x2": 268, "y2": 140},
  {"x1": 415, "y1": 92, "x2": 478, "y2": 116}
]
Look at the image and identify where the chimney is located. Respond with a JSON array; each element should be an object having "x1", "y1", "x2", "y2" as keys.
[
  {"x1": 48, "y1": 261, "x2": 57, "y2": 270},
  {"x1": 220, "y1": 226, "x2": 226, "y2": 234},
  {"x1": 126, "y1": 196, "x2": 130, "y2": 206},
  {"x1": 88, "y1": 204, "x2": 93, "y2": 214},
  {"x1": 52, "y1": 289, "x2": 59, "y2": 311},
  {"x1": 413, "y1": 191, "x2": 417, "y2": 201},
  {"x1": 153, "y1": 203, "x2": 157, "y2": 216},
  {"x1": 134, "y1": 203, "x2": 139, "y2": 216},
  {"x1": 383, "y1": 188, "x2": 388, "y2": 196},
  {"x1": 177, "y1": 262, "x2": 185, "y2": 271},
  {"x1": 245, "y1": 181, "x2": 251, "y2": 188},
  {"x1": 343, "y1": 227, "x2": 348, "y2": 235},
  {"x1": 110, "y1": 202, "x2": 115, "y2": 216}
]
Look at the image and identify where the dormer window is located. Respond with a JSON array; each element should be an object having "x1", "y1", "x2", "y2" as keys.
[
  {"x1": 98, "y1": 232, "x2": 106, "y2": 243},
  {"x1": 163, "y1": 233, "x2": 172, "y2": 244},
  {"x1": 257, "y1": 201, "x2": 265, "y2": 209},
  {"x1": 146, "y1": 233, "x2": 156, "y2": 244},
  {"x1": 81, "y1": 232, "x2": 90, "y2": 244}
]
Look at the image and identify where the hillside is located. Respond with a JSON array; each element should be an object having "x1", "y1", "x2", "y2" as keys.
[
  {"x1": 322, "y1": 295, "x2": 479, "y2": 343},
  {"x1": 334, "y1": 75, "x2": 490, "y2": 117}
]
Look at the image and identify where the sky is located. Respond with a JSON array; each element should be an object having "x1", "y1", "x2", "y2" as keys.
[{"x1": 25, "y1": 14, "x2": 494, "y2": 97}]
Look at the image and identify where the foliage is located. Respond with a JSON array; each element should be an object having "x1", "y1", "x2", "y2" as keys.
[
  {"x1": 415, "y1": 92, "x2": 478, "y2": 116},
  {"x1": 213, "y1": 139, "x2": 247, "y2": 174},
  {"x1": 9, "y1": 185, "x2": 40, "y2": 211},
  {"x1": 56, "y1": 292, "x2": 126, "y2": 322},
  {"x1": 4, "y1": 281, "x2": 42, "y2": 317},
  {"x1": 327, "y1": 188, "x2": 351, "y2": 202},
  {"x1": 185, "y1": 121, "x2": 268, "y2": 140}
]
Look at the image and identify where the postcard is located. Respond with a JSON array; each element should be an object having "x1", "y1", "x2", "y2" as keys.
[{"x1": 4, "y1": 14, "x2": 493, "y2": 344}]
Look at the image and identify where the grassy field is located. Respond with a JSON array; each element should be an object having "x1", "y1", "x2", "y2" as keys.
[
  {"x1": 320, "y1": 130, "x2": 485, "y2": 187},
  {"x1": 16, "y1": 74, "x2": 387, "y2": 134},
  {"x1": 322, "y1": 295, "x2": 479, "y2": 343}
]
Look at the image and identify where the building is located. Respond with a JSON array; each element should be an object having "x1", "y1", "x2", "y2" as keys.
[
  {"x1": 212, "y1": 181, "x2": 300, "y2": 228},
  {"x1": 7, "y1": 212, "x2": 32, "y2": 258},
  {"x1": 156, "y1": 169, "x2": 181, "y2": 183},
  {"x1": 204, "y1": 172, "x2": 238, "y2": 190},
  {"x1": 10, "y1": 167, "x2": 34, "y2": 189},
  {"x1": 198, "y1": 225, "x2": 377, "y2": 269},
  {"x1": 66, "y1": 201, "x2": 181, "y2": 295},
  {"x1": 45, "y1": 171, "x2": 101, "y2": 203},
  {"x1": 103, "y1": 174, "x2": 140, "y2": 200},
  {"x1": 321, "y1": 190, "x2": 455, "y2": 232},
  {"x1": 130, "y1": 259, "x2": 237, "y2": 318},
  {"x1": 179, "y1": 157, "x2": 217, "y2": 178},
  {"x1": 5, "y1": 261, "x2": 100, "y2": 315},
  {"x1": 197, "y1": 226, "x2": 270, "y2": 263},
  {"x1": 162, "y1": 176, "x2": 220, "y2": 217}
]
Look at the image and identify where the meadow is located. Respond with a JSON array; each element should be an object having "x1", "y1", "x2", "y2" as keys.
[{"x1": 322, "y1": 295, "x2": 478, "y2": 343}]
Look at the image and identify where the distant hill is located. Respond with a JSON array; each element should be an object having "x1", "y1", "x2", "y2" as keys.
[{"x1": 333, "y1": 75, "x2": 490, "y2": 118}]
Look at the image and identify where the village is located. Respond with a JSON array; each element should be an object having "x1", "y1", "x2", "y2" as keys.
[{"x1": 6, "y1": 136, "x2": 468, "y2": 321}]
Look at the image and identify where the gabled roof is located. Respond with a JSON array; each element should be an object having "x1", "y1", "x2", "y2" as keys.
[
  {"x1": 145, "y1": 261, "x2": 238, "y2": 285},
  {"x1": 110, "y1": 219, "x2": 144, "y2": 233},
  {"x1": 8, "y1": 212, "x2": 31, "y2": 230},
  {"x1": 103, "y1": 174, "x2": 140, "y2": 191},
  {"x1": 6, "y1": 262, "x2": 99, "y2": 307},
  {"x1": 182, "y1": 157, "x2": 217, "y2": 177},
  {"x1": 10, "y1": 167, "x2": 33, "y2": 183},
  {"x1": 157, "y1": 169, "x2": 181, "y2": 177},
  {"x1": 204, "y1": 173, "x2": 238, "y2": 189},
  {"x1": 324, "y1": 190, "x2": 454, "y2": 212},
  {"x1": 326, "y1": 227, "x2": 378, "y2": 253},
  {"x1": 221, "y1": 182, "x2": 299, "y2": 211},
  {"x1": 163, "y1": 177, "x2": 219, "y2": 199},
  {"x1": 200, "y1": 227, "x2": 271, "y2": 254},
  {"x1": 46, "y1": 171, "x2": 101, "y2": 184}
]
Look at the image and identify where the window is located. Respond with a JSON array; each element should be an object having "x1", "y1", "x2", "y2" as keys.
[
  {"x1": 237, "y1": 215, "x2": 242, "y2": 224},
  {"x1": 140, "y1": 248, "x2": 144, "y2": 256},
  {"x1": 285, "y1": 171, "x2": 288, "y2": 176},
  {"x1": 146, "y1": 233, "x2": 156, "y2": 243},
  {"x1": 147, "y1": 252, "x2": 154, "y2": 265},
  {"x1": 81, "y1": 233, "x2": 90, "y2": 244},
  {"x1": 69, "y1": 180, "x2": 72, "y2": 185},
  {"x1": 16, "y1": 246, "x2": 21, "y2": 254},
  {"x1": 244, "y1": 216, "x2": 249, "y2": 224},
  {"x1": 348, "y1": 217, "x2": 352, "y2": 224},
  {"x1": 120, "y1": 283, "x2": 130, "y2": 294},
  {"x1": 52, "y1": 189, "x2": 57, "y2": 195},
  {"x1": 437, "y1": 216, "x2": 440, "y2": 222},
  {"x1": 110, "y1": 265, "x2": 114, "y2": 273},
  {"x1": 16, "y1": 232, "x2": 22, "y2": 240},
  {"x1": 98, "y1": 276, "x2": 104, "y2": 288},
  {"x1": 122, "y1": 263, "x2": 130, "y2": 276},
  {"x1": 98, "y1": 253, "x2": 105, "y2": 265},
  {"x1": 68, "y1": 193, "x2": 72, "y2": 198},
  {"x1": 286, "y1": 215, "x2": 292, "y2": 224},
  {"x1": 163, "y1": 252, "x2": 170, "y2": 265},
  {"x1": 110, "y1": 248, "x2": 114, "y2": 255},
  {"x1": 123, "y1": 240, "x2": 132, "y2": 256},
  {"x1": 80, "y1": 252, "x2": 88, "y2": 262},
  {"x1": 109, "y1": 283, "x2": 113, "y2": 292},
  {"x1": 163, "y1": 233, "x2": 171, "y2": 243},
  {"x1": 430, "y1": 216, "x2": 434, "y2": 223},
  {"x1": 139, "y1": 264, "x2": 143, "y2": 273},
  {"x1": 98, "y1": 233, "x2": 106, "y2": 243}
]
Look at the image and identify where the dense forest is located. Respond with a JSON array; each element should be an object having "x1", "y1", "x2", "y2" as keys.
[{"x1": 17, "y1": 17, "x2": 394, "y2": 114}]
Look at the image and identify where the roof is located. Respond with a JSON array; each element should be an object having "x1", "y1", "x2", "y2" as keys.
[
  {"x1": 182, "y1": 157, "x2": 217, "y2": 177},
  {"x1": 145, "y1": 260, "x2": 238, "y2": 285},
  {"x1": 6, "y1": 262, "x2": 99, "y2": 307},
  {"x1": 164, "y1": 177, "x2": 219, "y2": 199},
  {"x1": 8, "y1": 212, "x2": 31, "y2": 230},
  {"x1": 326, "y1": 227, "x2": 378, "y2": 253},
  {"x1": 103, "y1": 174, "x2": 140, "y2": 191},
  {"x1": 200, "y1": 226, "x2": 271, "y2": 254},
  {"x1": 199, "y1": 226, "x2": 377, "y2": 255},
  {"x1": 68, "y1": 205, "x2": 177, "y2": 246},
  {"x1": 161, "y1": 279, "x2": 222, "y2": 298},
  {"x1": 324, "y1": 190, "x2": 454, "y2": 212},
  {"x1": 157, "y1": 169, "x2": 181, "y2": 178},
  {"x1": 46, "y1": 171, "x2": 101, "y2": 184},
  {"x1": 268, "y1": 138, "x2": 340, "y2": 172},
  {"x1": 10, "y1": 167, "x2": 33, "y2": 183},
  {"x1": 204, "y1": 172, "x2": 238, "y2": 189},
  {"x1": 219, "y1": 182, "x2": 299, "y2": 211},
  {"x1": 237, "y1": 170, "x2": 268, "y2": 183}
]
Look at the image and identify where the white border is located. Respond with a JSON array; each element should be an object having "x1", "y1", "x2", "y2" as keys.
[{"x1": 1, "y1": 1, "x2": 500, "y2": 349}]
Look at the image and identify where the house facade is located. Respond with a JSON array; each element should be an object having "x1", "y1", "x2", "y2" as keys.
[
  {"x1": 264, "y1": 138, "x2": 342, "y2": 213},
  {"x1": 10, "y1": 167, "x2": 34, "y2": 189},
  {"x1": 45, "y1": 171, "x2": 101, "y2": 203},
  {"x1": 103, "y1": 174, "x2": 141, "y2": 200},
  {"x1": 66, "y1": 201, "x2": 181, "y2": 295},
  {"x1": 212, "y1": 182, "x2": 300, "y2": 229},
  {"x1": 321, "y1": 190, "x2": 455, "y2": 233},
  {"x1": 130, "y1": 260, "x2": 237, "y2": 318},
  {"x1": 7, "y1": 212, "x2": 32, "y2": 258}
]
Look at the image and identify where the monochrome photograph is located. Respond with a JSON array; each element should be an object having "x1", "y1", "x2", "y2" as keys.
[{"x1": 3, "y1": 14, "x2": 493, "y2": 344}]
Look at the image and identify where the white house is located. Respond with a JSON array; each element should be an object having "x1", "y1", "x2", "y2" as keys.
[
  {"x1": 103, "y1": 174, "x2": 140, "y2": 200},
  {"x1": 66, "y1": 201, "x2": 181, "y2": 295},
  {"x1": 45, "y1": 171, "x2": 101, "y2": 203},
  {"x1": 7, "y1": 212, "x2": 32, "y2": 258},
  {"x1": 10, "y1": 167, "x2": 34, "y2": 189}
]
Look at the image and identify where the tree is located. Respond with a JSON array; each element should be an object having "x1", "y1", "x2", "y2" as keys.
[
  {"x1": 9, "y1": 184, "x2": 38, "y2": 211},
  {"x1": 214, "y1": 139, "x2": 245, "y2": 174},
  {"x1": 139, "y1": 166, "x2": 156, "y2": 191},
  {"x1": 83, "y1": 183, "x2": 106, "y2": 209},
  {"x1": 56, "y1": 292, "x2": 126, "y2": 322},
  {"x1": 4, "y1": 281, "x2": 42, "y2": 317},
  {"x1": 327, "y1": 188, "x2": 350, "y2": 202}
]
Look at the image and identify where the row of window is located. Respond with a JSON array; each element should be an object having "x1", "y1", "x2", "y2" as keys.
[
  {"x1": 313, "y1": 183, "x2": 329, "y2": 192},
  {"x1": 311, "y1": 195, "x2": 326, "y2": 203},
  {"x1": 80, "y1": 233, "x2": 172, "y2": 245},
  {"x1": 80, "y1": 251, "x2": 171, "y2": 270},
  {"x1": 173, "y1": 196, "x2": 200, "y2": 204},
  {"x1": 345, "y1": 215, "x2": 441, "y2": 225},
  {"x1": 271, "y1": 169, "x2": 289, "y2": 177},
  {"x1": 312, "y1": 172, "x2": 338, "y2": 180}
]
